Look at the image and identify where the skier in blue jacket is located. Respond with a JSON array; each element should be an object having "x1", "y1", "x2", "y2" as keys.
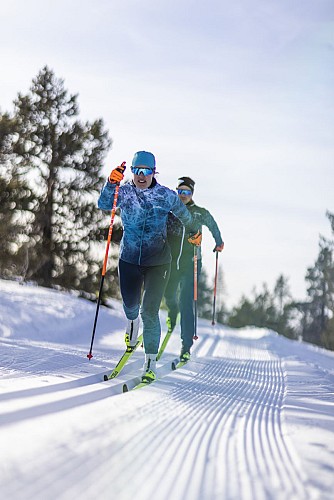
[
  {"x1": 165, "y1": 176, "x2": 224, "y2": 362},
  {"x1": 98, "y1": 152, "x2": 201, "y2": 383}
]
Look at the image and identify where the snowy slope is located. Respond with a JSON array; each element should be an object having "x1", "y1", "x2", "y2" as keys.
[{"x1": 0, "y1": 279, "x2": 333, "y2": 500}]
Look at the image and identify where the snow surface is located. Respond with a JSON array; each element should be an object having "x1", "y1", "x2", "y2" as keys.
[{"x1": 0, "y1": 279, "x2": 333, "y2": 500}]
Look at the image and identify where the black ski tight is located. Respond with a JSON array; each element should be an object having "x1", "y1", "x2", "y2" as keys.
[{"x1": 118, "y1": 259, "x2": 170, "y2": 354}]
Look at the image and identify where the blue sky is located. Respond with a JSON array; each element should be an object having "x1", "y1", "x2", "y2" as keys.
[{"x1": 1, "y1": 0, "x2": 333, "y2": 307}]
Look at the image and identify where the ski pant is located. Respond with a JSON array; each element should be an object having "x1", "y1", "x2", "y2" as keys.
[
  {"x1": 164, "y1": 257, "x2": 202, "y2": 352},
  {"x1": 118, "y1": 259, "x2": 170, "y2": 354}
]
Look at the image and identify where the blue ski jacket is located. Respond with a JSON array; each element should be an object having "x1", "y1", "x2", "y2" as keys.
[{"x1": 98, "y1": 179, "x2": 195, "y2": 266}]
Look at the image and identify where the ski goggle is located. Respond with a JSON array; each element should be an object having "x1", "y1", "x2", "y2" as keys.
[
  {"x1": 131, "y1": 167, "x2": 154, "y2": 176},
  {"x1": 177, "y1": 189, "x2": 192, "y2": 196}
]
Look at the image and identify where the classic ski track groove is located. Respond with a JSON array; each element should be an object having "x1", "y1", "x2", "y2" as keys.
[
  {"x1": 1, "y1": 329, "x2": 319, "y2": 499},
  {"x1": 72, "y1": 358, "x2": 307, "y2": 500},
  {"x1": 93, "y1": 355, "x2": 308, "y2": 500}
]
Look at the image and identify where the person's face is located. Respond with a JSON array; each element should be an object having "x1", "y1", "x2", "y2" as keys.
[
  {"x1": 131, "y1": 166, "x2": 154, "y2": 189},
  {"x1": 177, "y1": 185, "x2": 193, "y2": 204}
]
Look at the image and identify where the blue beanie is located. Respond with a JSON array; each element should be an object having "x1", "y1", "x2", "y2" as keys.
[{"x1": 132, "y1": 151, "x2": 156, "y2": 170}]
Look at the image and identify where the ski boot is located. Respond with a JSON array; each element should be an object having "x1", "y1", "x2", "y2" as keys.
[
  {"x1": 142, "y1": 354, "x2": 157, "y2": 384},
  {"x1": 125, "y1": 317, "x2": 140, "y2": 347}
]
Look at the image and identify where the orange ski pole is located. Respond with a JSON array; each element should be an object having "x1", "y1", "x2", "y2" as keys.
[
  {"x1": 87, "y1": 162, "x2": 125, "y2": 359},
  {"x1": 193, "y1": 245, "x2": 199, "y2": 340}
]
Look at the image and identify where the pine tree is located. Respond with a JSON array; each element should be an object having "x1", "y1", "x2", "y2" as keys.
[
  {"x1": 228, "y1": 294, "x2": 256, "y2": 328},
  {"x1": 301, "y1": 212, "x2": 334, "y2": 348},
  {"x1": 0, "y1": 112, "x2": 34, "y2": 276},
  {"x1": 228, "y1": 284, "x2": 275, "y2": 329},
  {"x1": 322, "y1": 211, "x2": 334, "y2": 349},
  {"x1": 327, "y1": 210, "x2": 334, "y2": 233},
  {"x1": 227, "y1": 278, "x2": 295, "y2": 338},
  {"x1": 3, "y1": 66, "x2": 120, "y2": 295},
  {"x1": 273, "y1": 274, "x2": 291, "y2": 315},
  {"x1": 272, "y1": 275, "x2": 296, "y2": 338}
]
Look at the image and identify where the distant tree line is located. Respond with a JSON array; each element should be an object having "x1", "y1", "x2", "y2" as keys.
[
  {"x1": 227, "y1": 212, "x2": 334, "y2": 351},
  {"x1": 1, "y1": 67, "x2": 333, "y2": 351}
]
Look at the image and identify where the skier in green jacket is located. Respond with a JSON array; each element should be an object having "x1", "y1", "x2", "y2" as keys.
[{"x1": 165, "y1": 176, "x2": 224, "y2": 361}]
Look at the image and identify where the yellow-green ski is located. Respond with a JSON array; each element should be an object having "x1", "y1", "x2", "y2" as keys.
[
  {"x1": 123, "y1": 378, "x2": 155, "y2": 392},
  {"x1": 104, "y1": 334, "x2": 143, "y2": 381},
  {"x1": 157, "y1": 322, "x2": 175, "y2": 361},
  {"x1": 171, "y1": 359, "x2": 189, "y2": 370}
]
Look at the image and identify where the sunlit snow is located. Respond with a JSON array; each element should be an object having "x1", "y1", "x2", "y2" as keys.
[{"x1": 0, "y1": 279, "x2": 333, "y2": 500}]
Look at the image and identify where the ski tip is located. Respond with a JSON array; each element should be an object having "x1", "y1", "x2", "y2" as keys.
[
  {"x1": 171, "y1": 361, "x2": 177, "y2": 370},
  {"x1": 123, "y1": 384, "x2": 129, "y2": 393},
  {"x1": 103, "y1": 374, "x2": 109, "y2": 381}
]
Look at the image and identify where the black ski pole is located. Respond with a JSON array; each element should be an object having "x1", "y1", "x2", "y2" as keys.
[{"x1": 212, "y1": 251, "x2": 219, "y2": 325}]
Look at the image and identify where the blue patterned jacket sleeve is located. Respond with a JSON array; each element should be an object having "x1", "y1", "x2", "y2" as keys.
[{"x1": 97, "y1": 180, "x2": 120, "y2": 210}]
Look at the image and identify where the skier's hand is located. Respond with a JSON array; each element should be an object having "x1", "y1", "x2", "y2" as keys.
[
  {"x1": 188, "y1": 230, "x2": 202, "y2": 246},
  {"x1": 214, "y1": 243, "x2": 224, "y2": 252},
  {"x1": 108, "y1": 162, "x2": 126, "y2": 184}
]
